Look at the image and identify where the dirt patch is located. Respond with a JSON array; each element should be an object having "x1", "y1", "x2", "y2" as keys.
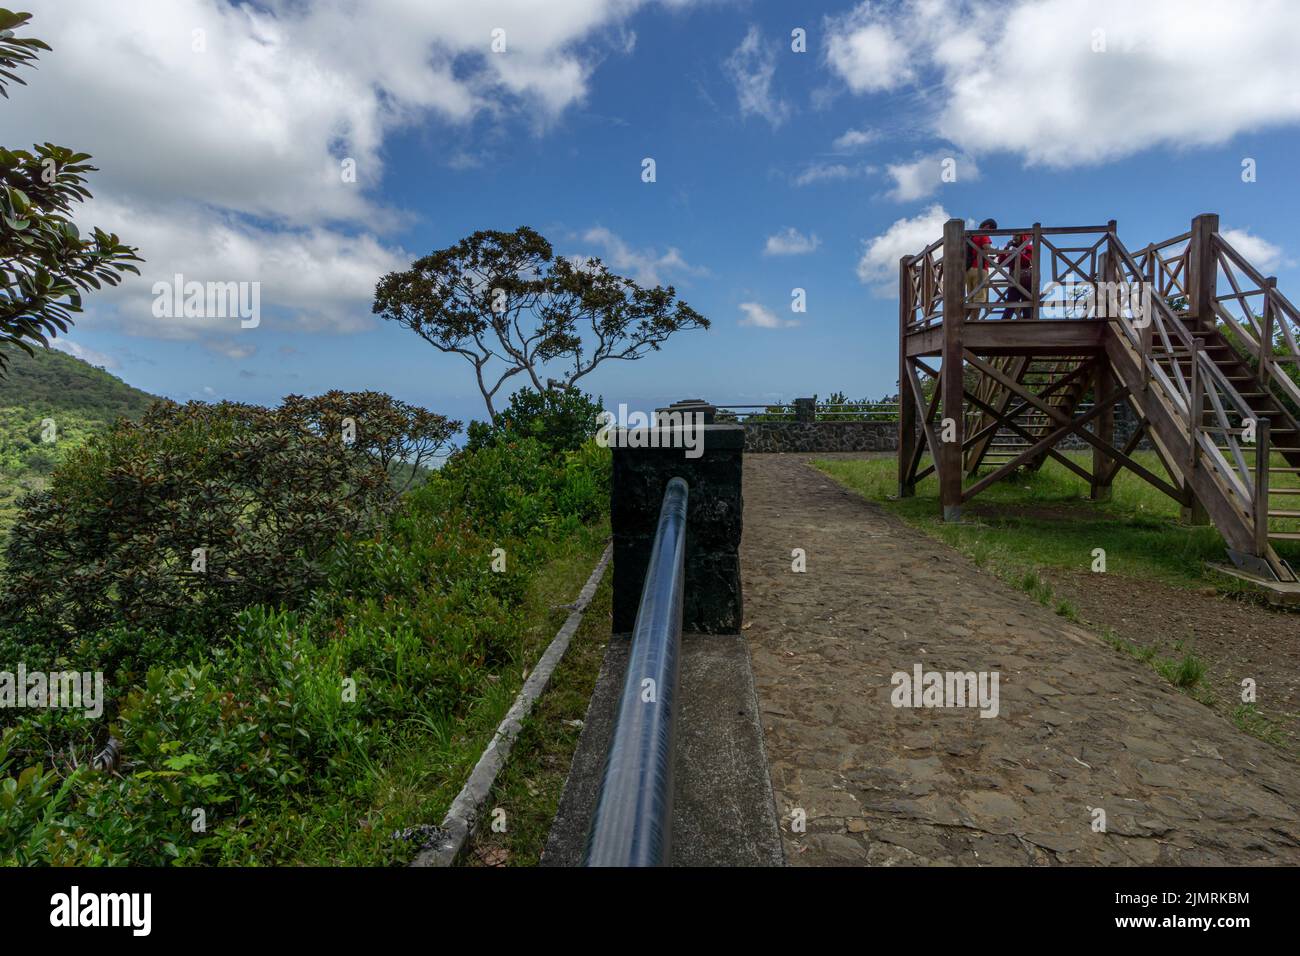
[{"x1": 1043, "y1": 568, "x2": 1300, "y2": 756}]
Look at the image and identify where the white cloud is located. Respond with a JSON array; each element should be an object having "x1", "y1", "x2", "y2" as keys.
[
  {"x1": 856, "y1": 203, "x2": 951, "y2": 289},
  {"x1": 579, "y1": 227, "x2": 707, "y2": 287},
  {"x1": 1220, "y1": 228, "x2": 1285, "y2": 272},
  {"x1": 764, "y1": 227, "x2": 821, "y2": 256},
  {"x1": 826, "y1": 0, "x2": 1300, "y2": 168},
  {"x1": 73, "y1": 197, "x2": 406, "y2": 339},
  {"x1": 793, "y1": 162, "x2": 869, "y2": 187},
  {"x1": 832, "y1": 127, "x2": 879, "y2": 151},
  {"x1": 824, "y1": 5, "x2": 915, "y2": 94},
  {"x1": 5, "y1": 0, "x2": 693, "y2": 347},
  {"x1": 738, "y1": 302, "x2": 798, "y2": 329},
  {"x1": 885, "y1": 150, "x2": 979, "y2": 201},
  {"x1": 723, "y1": 25, "x2": 790, "y2": 128},
  {"x1": 50, "y1": 339, "x2": 120, "y2": 370},
  {"x1": 204, "y1": 340, "x2": 258, "y2": 361}
]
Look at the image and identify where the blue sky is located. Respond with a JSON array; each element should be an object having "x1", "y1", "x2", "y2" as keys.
[{"x1": 11, "y1": 0, "x2": 1300, "y2": 430}]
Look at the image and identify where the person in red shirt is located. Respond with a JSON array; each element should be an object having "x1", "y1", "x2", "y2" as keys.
[
  {"x1": 1000, "y1": 232, "x2": 1034, "y2": 320},
  {"x1": 965, "y1": 218, "x2": 997, "y2": 305}
]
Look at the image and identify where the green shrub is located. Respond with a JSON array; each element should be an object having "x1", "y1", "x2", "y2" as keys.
[
  {"x1": 465, "y1": 386, "x2": 604, "y2": 455},
  {"x1": 0, "y1": 432, "x2": 612, "y2": 866},
  {"x1": 0, "y1": 399, "x2": 392, "y2": 650}
]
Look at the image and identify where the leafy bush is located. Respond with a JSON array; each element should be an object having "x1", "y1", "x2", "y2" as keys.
[
  {"x1": 0, "y1": 399, "x2": 392, "y2": 649},
  {"x1": 0, "y1": 432, "x2": 612, "y2": 866},
  {"x1": 465, "y1": 386, "x2": 605, "y2": 455},
  {"x1": 279, "y1": 390, "x2": 460, "y2": 495}
]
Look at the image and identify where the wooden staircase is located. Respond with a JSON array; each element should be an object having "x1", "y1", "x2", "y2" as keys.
[{"x1": 900, "y1": 214, "x2": 1300, "y2": 583}]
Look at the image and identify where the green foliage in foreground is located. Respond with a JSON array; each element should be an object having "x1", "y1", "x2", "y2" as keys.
[{"x1": 0, "y1": 436, "x2": 611, "y2": 865}]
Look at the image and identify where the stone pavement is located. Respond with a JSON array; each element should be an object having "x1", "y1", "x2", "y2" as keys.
[{"x1": 742, "y1": 453, "x2": 1300, "y2": 865}]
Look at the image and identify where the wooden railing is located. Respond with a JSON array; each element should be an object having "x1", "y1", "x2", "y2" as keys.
[
  {"x1": 902, "y1": 218, "x2": 1285, "y2": 572},
  {"x1": 1209, "y1": 233, "x2": 1300, "y2": 414}
]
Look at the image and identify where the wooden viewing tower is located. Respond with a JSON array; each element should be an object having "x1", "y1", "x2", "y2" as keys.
[{"x1": 898, "y1": 213, "x2": 1300, "y2": 584}]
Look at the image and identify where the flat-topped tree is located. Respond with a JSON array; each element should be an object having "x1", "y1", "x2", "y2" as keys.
[{"x1": 373, "y1": 226, "x2": 709, "y2": 419}]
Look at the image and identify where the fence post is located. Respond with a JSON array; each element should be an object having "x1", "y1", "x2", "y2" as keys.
[
  {"x1": 940, "y1": 218, "x2": 965, "y2": 521},
  {"x1": 898, "y1": 256, "x2": 917, "y2": 498},
  {"x1": 1255, "y1": 417, "x2": 1271, "y2": 558},
  {"x1": 1188, "y1": 212, "x2": 1219, "y2": 329}
]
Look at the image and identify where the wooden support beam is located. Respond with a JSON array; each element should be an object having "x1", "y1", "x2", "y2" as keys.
[
  {"x1": 963, "y1": 349, "x2": 1185, "y2": 500},
  {"x1": 903, "y1": 358, "x2": 942, "y2": 487},
  {"x1": 940, "y1": 218, "x2": 966, "y2": 521},
  {"x1": 1091, "y1": 360, "x2": 1115, "y2": 499},
  {"x1": 962, "y1": 387, "x2": 1126, "y2": 503},
  {"x1": 898, "y1": 256, "x2": 917, "y2": 497},
  {"x1": 962, "y1": 386, "x2": 1095, "y2": 486}
]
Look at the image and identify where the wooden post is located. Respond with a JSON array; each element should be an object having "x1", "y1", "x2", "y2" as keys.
[
  {"x1": 1255, "y1": 418, "x2": 1271, "y2": 557},
  {"x1": 1261, "y1": 277, "x2": 1276, "y2": 389},
  {"x1": 1182, "y1": 339, "x2": 1209, "y2": 525},
  {"x1": 1188, "y1": 212, "x2": 1219, "y2": 330},
  {"x1": 940, "y1": 219, "x2": 965, "y2": 521},
  {"x1": 1185, "y1": 221, "x2": 1213, "y2": 526},
  {"x1": 898, "y1": 256, "x2": 917, "y2": 497},
  {"x1": 1091, "y1": 360, "x2": 1115, "y2": 500},
  {"x1": 1030, "y1": 222, "x2": 1042, "y2": 321}
]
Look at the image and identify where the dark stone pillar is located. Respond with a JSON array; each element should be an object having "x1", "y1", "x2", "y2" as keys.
[
  {"x1": 794, "y1": 397, "x2": 815, "y2": 423},
  {"x1": 611, "y1": 405, "x2": 743, "y2": 634}
]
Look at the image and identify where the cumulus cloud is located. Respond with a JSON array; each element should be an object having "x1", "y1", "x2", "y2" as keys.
[
  {"x1": 579, "y1": 227, "x2": 707, "y2": 287},
  {"x1": 1220, "y1": 228, "x2": 1285, "y2": 272},
  {"x1": 738, "y1": 302, "x2": 798, "y2": 329},
  {"x1": 825, "y1": 0, "x2": 1300, "y2": 168},
  {"x1": 5, "y1": 0, "x2": 690, "y2": 345},
  {"x1": 764, "y1": 227, "x2": 821, "y2": 256},
  {"x1": 885, "y1": 150, "x2": 979, "y2": 201},
  {"x1": 72, "y1": 197, "x2": 407, "y2": 339},
  {"x1": 856, "y1": 203, "x2": 950, "y2": 289},
  {"x1": 824, "y1": 5, "x2": 915, "y2": 93},
  {"x1": 723, "y1": 25, "x2": 791, "y2": 127}
]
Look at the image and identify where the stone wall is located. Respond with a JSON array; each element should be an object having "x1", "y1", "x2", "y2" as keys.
[
  {"x1": 743, "y1": 420, "x2": 897, "y2": 454},
  {"x1": 610, "y1": 421, "x2": 743, "y2": 634},
  {"x1": 741, "y1": 403, "x2": 1149, "y2": 454}
]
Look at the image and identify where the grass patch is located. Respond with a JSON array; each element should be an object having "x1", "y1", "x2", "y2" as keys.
[
  {"x1": 1232, "y1": 703, "x2": 1287, "y2": 746},
  {"x1": 815, "y1": 451, "x2": 1300, "y2": 590},
  {"x1": 266, "y1": 520, "x2": 611, "y2": 867},
  {"x1": 460, "y1": 561, "x2": 613, "y2": 867},
  {"x1": 1155, "y1": 648, "x2": 1208, "y2": 689}
]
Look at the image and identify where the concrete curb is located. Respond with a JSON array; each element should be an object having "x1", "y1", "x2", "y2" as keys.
[{"x1": 409, "y1": 543, "x2": 612, "y2": 868}]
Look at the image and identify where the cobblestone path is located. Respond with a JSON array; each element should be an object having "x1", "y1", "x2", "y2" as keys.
[{"x1": 743, "y1": 453, "x2": 1300, "y2": 865}]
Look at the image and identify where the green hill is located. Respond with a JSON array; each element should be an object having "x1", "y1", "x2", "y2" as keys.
[{"x1": 0, "y1": 346, "x2": 160, "y2": 537}]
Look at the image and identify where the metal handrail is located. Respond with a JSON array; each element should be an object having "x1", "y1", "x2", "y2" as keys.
[{"x1": 584, "y1": 477, "x2": 688, "y2": 867}]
